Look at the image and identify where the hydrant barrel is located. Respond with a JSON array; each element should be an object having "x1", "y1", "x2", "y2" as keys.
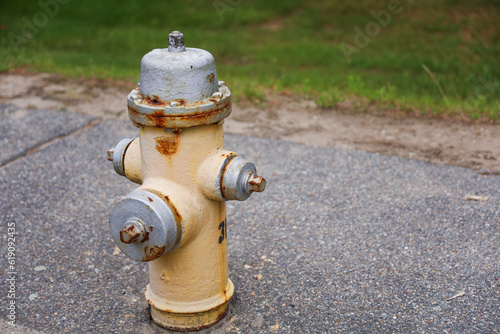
[{"x1": 107, "y1": 31, "x2": 266, "y2": 331}]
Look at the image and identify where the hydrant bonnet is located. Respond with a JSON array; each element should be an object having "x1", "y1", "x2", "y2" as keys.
[
  {"x1": 140, "y1": 31, "x2": 218, "y2": 104},
  {"x1": 127, "y1": 32, "x2": 231, "y2": 128}
]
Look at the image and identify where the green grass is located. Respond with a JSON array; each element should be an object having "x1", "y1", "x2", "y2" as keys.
[{"x1": 1, "y1": 0, "x2": 499, "y2": 120}]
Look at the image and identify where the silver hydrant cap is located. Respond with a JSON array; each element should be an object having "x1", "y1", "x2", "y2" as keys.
[{"x1": 139, "y1": 31, "x2": 219, "y2": 103}]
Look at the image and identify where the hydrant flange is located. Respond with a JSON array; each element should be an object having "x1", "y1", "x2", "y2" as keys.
[{"x1": 127, "y1": 82, "x2": 231, "y2": 128}]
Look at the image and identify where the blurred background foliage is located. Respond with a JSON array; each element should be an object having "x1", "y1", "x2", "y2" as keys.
[{"x1": 0, "y1": 0, "x2": 499, "y2": 119}]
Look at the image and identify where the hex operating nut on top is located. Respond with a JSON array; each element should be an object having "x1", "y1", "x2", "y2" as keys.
[{"x1": 168, "y1": 31, "x2": 186, "y2": 52}]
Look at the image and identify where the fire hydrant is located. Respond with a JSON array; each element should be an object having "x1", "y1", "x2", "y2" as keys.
[{"x1": 106, "y1": 31, "x2": 266, "y2": 331}]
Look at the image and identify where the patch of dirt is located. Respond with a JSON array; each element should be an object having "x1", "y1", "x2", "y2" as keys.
[
  {"x1": 1, "y1": 72, "x2": 498, "y2": 174},
  {"x1": 261, "y1": 17, "x2": 284, "y2": 31}
]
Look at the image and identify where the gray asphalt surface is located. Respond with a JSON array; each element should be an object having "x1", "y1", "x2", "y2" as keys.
[
  {"x1": 0, "y1": 105, "x2": 96, "y2": 166},
  {"x1": 0, "y1": 105, "x2": 498, "y2": 333}
]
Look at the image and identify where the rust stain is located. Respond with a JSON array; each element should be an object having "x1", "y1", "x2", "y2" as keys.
[
  {"x1": 155, "y1": 136, "x2": 180, "y2": 156},
  {"x1": 128, "y1": 107, "x2": 166, "y2": 127},
  {"x1": 164, "y1": 195, "x2": 182, "y2": 222},
  {"x1": 144, "y1": 95, "x2": 167, "y2": 107},
  {"x1": 163, "y1": 194, "x2": 183, "y2": 246},
  {"x1": 162, "y1": 308, "x2": 228, "y2": 332},
  {"x1": 220, "y1": 156, "x2": 237, "y2": 196},
  {"x1": 143, "y1": 244, "x2": 166, "y2": 261},
  {"x1": 178, "y1": 105, "x2": 230, "y2": 121},
  {"x1": 207, "y1": 73, "x2": 215, "y2": 83},
  {"x1": 149, "y1": 226, "x2": 154, "y2": 232},
  {"x1": 214, "y1": 309, "x2": 228, "y2": 325},
  {"x1": 143, "y1": 232, "x2": 150, "y2": 242},
  {"x1": 148, "y1": 197, "x2": 153, "y2": 202},
  {"x1": 120, "y1": 225, "x2": 140, "y2": 243}
]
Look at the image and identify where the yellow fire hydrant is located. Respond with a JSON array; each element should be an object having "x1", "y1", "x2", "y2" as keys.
[{"x1": 106, "y1": 31, "x2": 266, "y2": 331}]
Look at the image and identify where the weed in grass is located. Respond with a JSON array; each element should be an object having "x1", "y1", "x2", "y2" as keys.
[
  {"x1": 241, "y1": 84, "x2": 266, "y2": 105},
  {"x1": 347, "y1": 75, "x2": 365, "y2": 93},
  {"x1": 367, "y1": 84, "x2": 396, "y2": 103},
  {"x1": 422, "y1": 64, "x2": 450, "y2": 109},
  {"x1": 314, "y1": 91, "x2": 341, "y2": 109}
]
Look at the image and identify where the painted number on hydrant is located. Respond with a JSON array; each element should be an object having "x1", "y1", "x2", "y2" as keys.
[{"x1": 218, "y1": 219, "x2": 226, "y2": 244}]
